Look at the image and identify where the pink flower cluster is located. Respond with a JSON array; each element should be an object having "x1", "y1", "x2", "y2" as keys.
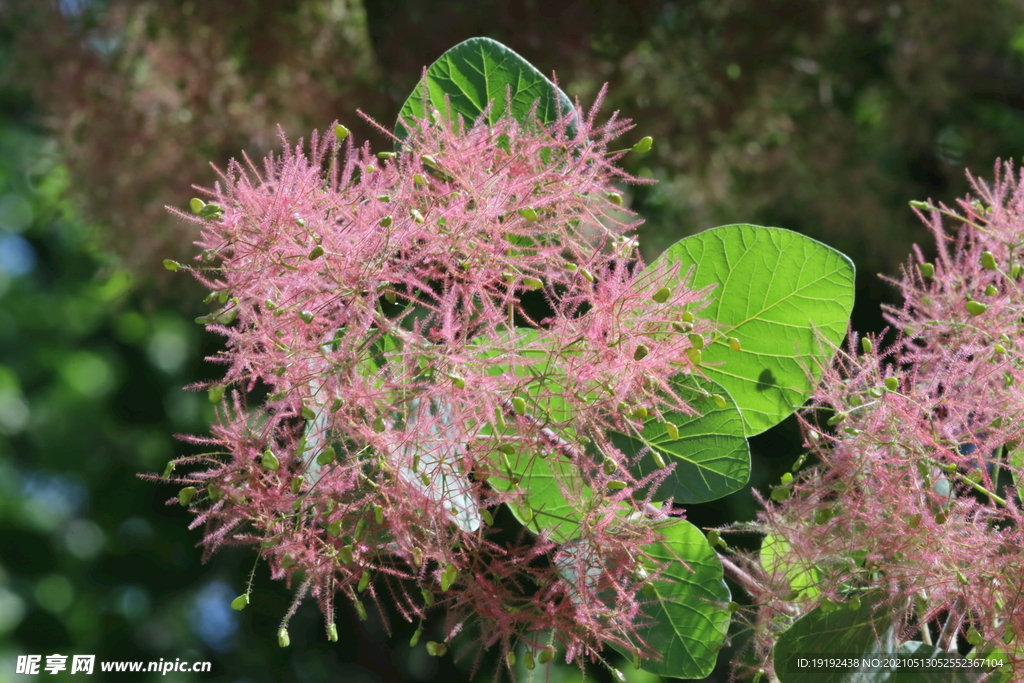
[
  {"x1": 169, "y1": 95, "x2": 710, "y2": 670},
  {"x1": 743, "y1": 162, "x2": 1024, "y2": 677}
]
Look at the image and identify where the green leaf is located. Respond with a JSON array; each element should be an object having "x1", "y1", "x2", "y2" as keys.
[
  {"x1": 489, "y1": 444, "x2": 589, "y2": 542},
  {"x1": 395, "y1": 37, "x2": 576, "y2": 142},
  {"x1": 774, "y1": 594, "x2": 895, "y2": 683},
  {"x1": 614, "y1": 520, "x2": 730, "y2": 678},
  {"x1": 651, "y1": 225, "x2": 854, "y2": 435},
  {"x1": 760, "y1": 533, "x2": 819, "y2": 600},
  {"x1": 612, "y1": 376, "x2": 749, "y2": 503}
]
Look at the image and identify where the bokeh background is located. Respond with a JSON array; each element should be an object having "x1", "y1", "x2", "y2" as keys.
[{"x1": 2, "y1": 1, "x2": 1024, "y2": 681}]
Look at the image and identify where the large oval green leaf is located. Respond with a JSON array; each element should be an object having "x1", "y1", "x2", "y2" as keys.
[
  {"x1": 613, "y1": 519, "x2": 730, "y2": 678},
  {"x1": 774, "y1": 595, "x2": 982, "y2": 683},
  {"x1": 395, "y1": 37, "x2": 576, "y2": 141},
  {"x1": 651, "y1": 225, "x2": 855, "y2": 436},
  {"x1": 612, "y1": 376, "x2": 749, "y2": 504}
]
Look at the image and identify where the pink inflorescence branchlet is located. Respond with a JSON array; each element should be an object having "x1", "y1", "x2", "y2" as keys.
[
  {"x1": 741, "y1": 162, "x2": 1024, "y2": 678},
  {"x1": 165, "y1": 94, "x2": 710, "y2": 671}
]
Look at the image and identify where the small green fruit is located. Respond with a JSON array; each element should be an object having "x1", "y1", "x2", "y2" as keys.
[
  {"x1": 981, "y1": 251, "x2": 998, "y2": 271},
  {"x1": 231, "y1": 594, "x2": 249, "y2": 610},
  {"x1": 163, "y1": 259, "x2": 181, "y2": 271},
  {"x1": 261, "y1": 449, "x2": 280, "y2": 470},
  {"x1": 728, "y1": 337, "x2": 741, "y2": 351},
  {"x1": 965, "y1": 300, "x2": 988, "y2": 316},
  {"x1": 278, "y1": 628, "x2": 290, "y2": 648},
  {"x1": 308, "y1": 245, "x2": 325, "y2": 260},
  {"x1": 632, "y1": 136, "x2": 654, "y2": 153},
  {"x1": 316, "y1": 446, "x2": 337, "y2": 467},
  {"x1": 517, "y1": 207, "x2": 538, "y2": 221},
  {"x1": 425, "y1": 641, "x2": 447, "y2": 657},
  {"x1": 328, "y1": 623, "x2": 338, "y2": 642},
  {"x1": 178, "y1": 486, "x2": 196, "y2": 506},
  {"x1": 652, "y1": 287, "x2": 671, "y2": 303},
  {"x1": 884, "y1": 376, "x2": 899, "y2": 392},
  {"x1": 334, "y1": 124, "x2": 350, "y2": 142},
  {"x1": 299, "y1": 309, "x2": 315, "y2": 323},
  {"x1": 208, "y1": 384, "x2": 226, "y2": 403},
  {"x1": 511, "y1": 396, "x2": 527, "y2": 415},
  {"x1": 633, "y1": 344, "x2": 649, "y2": 361},
  {"x1": 410, "y1": 629, "x2": 422, "y2": 647},
  {"x1": 919, "y1": 262, "x2": 935, "y2": 278}
]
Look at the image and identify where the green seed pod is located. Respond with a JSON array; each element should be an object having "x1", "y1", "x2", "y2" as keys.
[
  {"x1": 316, "y1": 446, "x2": 337, "y2": 467},
  {"x1": 524, "y1": 650, "x2": 535, "y2": 670},
  {"x1": 517, "y1": 207, "x2": 538, "y2": 221},
  {"x1": 421, "y1": 588, "x2": 435, "y2": 606},
  {"x1": 208, "y1": 384, "x2": 226, "y2": 403},
  {"x1": 664, "y1": 422, "x2": 679, "y2": 440},
  {"x1": 652, "y1": 286, "x2": 671, "y2": 303},
  {"x1": 372, "y1": 416, "x2": 386, "y2": 432},
  {"x1": 909, "y1": 200, "x2": 931, "y2": 210},
  {"x1": 966, "y1": 626, "x2": 982, "y2": 646},
  {"x1": 430, "y1": 109, "x2": 442, "y2": 125},
  {"x1": 420, "y1": 472, "x2": 430, "y2": 486},
  {"x1": 261, "y1": 449, "x2": 280, "y2": 471},
  {"x1": 995, "y1": 343, "x2": 1007, "y2": 354},
  {"x1": 339, "y1": 545, "x2": 354, "y2": 564},
  {"x1": 580, "y1": 267, "x2": 595, "y2": 282},
  {"x1": 300, "y1": 406, "x2": 315, "y2": 421},
  {"x1": 728, "y1": 601, "x2": 742, "y2": 613},
  {"x1": 633, "y1": 344, "x2": 649, "y2": 361},
  {"x1": 868, "y1": 386, "x2": 884, "y2": 398},
  {"x1": 358, "y1": 571, "x2": 370, "y2": 593},
  {"x1": 425, "y1": 640, "x2": 447, "y2": 657},
  {"x1": 413, "y1": 173, "x2": 427, "y2": 186},
  {"x1": 377, "y1": 151, "x2": 396, "y2": 160},
  {"x1": 606, "y1": 192, "x2": 623, "y2": 206},
  {"x1": 507, "y1": 652, "x2": 516, "y2": 667},
  {"x1": 606, "y1": 480, "x2": 628, "y2": 490},
  {"x1": 334, "y1": 124, "x2": 350, "y2": 142},
  {"x1": 712, "y1": 394, "x2": 727, "y2": 409},
  {"x1": 410, "y1": 209, "x2": 425, "y2": 224},
  {"x1": 371, "y1": 503, "x2": 384, "y2": 525},
  {"x1": 982, "y1": 251, "x2": 998, "y2": 271},
  {"x1": 163, "y1": 258, "x2": 181, "y2": 271},
  {"x1": 919, "y1": 262, "x2": 935, "y2": 278},
  {"x1": 281, "y1": 555, "x2": 297, "y2": 569},
  {"x1": 728, "y1": 337, "x2": 742, "y2": 351},
  {"x1": 688, "y1": 334, "x2": 704, "y2": 350},
  {"x1": 327, "y1": 623, "x2": 338, "y2": 642},
  {"x1": 354, "y1": 599, "x2": 368, "y2": 621},
  {"x1": 642, "y1": 582, "x2": 656, "y2": 597},
  {"x1": 299, "y1": 309, "x2": 315, "y2": 323},
  {"x1": 308, "y1": 245, "x2": 325, "y2": 260},
  {"x1": 861, "y1": 337, "x2": 873, "y2": 354},
  {"x1": 1004, "y1": 626, "x2": 1016, "y2": 645},
  {"x1": 985, "y1": 284, "x2": 998, "y2": 296},
  {"x1": 189, "y1": 198, "x2": 208, "y2": 215},
  {"x1": 612, "y1": 668, "x2": 626, "y2": 683},
  {"x1": 231, "y1": 594, "x2": 249, "y2": 610},
  {"x1": 522, "y1": 277, "x2": 544, "y2": 290},
  {"x1": 216, "y1": 307, "x2": 238, "y2": 325},
  {"x1": 681, "y1": 311, "x2": 694, "y2": 323},
  {"x1": 884, "y1": 376, "x2": 899, "y2": 392},
  {"x1": 630, "y1": 406, "x2": 648, "y2": 420},
  {"x1": 1013, "y1": 264, "x2": 1023, "y2": 279},
  {"x1": 965, "y1": 300, "x2": 987, "y2": 316},
  {"x1": 208, "y1": 485, "x2": 225, "y2": 501},
  {"x1": 820, "y1": 598, "x2": 836, "y2": 614},
  {"x1": 706, "y1": 529, "x2": 720, "y2": 545},
  {"x1": 538, "y1": 650, "x2": 554, "y2": 665},
  {"x1": 511, "y1": 396, "x2": 527, "y2": 415},
  {"x1": 686, "y1": 348, "x2": 702, "y2": 365},
  {"x1": 278, "y1": 628, "x2": 291, "y2": 648},
  {"x1": 770, "y1": 486, "x2": 791, "y2": 502},
  {"x1": 441, "y1": 563, "x2": 458, "y2": 591},
  {"x1": 327, "y1": 519, "x2": 343, "y2": 537},
  {"x1": 411, "y1": 547, "x2": 423, "y2": 566},
  {"x1": 178, "y1": 486, "x2": 197, "y2": 506},
  {"x1": 826, "y1": 412, "x2": 846, "y2": 426},
  {"x1": 565, "y1": 262, "x2": 579, "y2": 273},
  {"x1": 380, "y1": 215, "x2": 393, "y2": 228},
  {"x1": 632, "y1": 136, "x2": 654, "y2": 153},
  {"x1": 651, "y1": 448, "x2": 667, "y2": 471},
  {"x1": 480, "y1": 508, "x2": 493, "y2": 526},
  {"x1": 291, "y1": 476, "x2": 304, "y2": 495},
  {"x1": 410, "y1": 628, "x2": 422, "y2": 647},
  {"x1": 603, "y1": 458, "x2": 617, "y2": 475},
  {"x1": 781, "y1": 472, "x2": 793, "y2": 486}
]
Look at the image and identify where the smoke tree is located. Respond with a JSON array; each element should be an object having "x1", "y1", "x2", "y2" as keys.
[{"x1": 158, "y1": 38, "x2": 855, "y2": 679}]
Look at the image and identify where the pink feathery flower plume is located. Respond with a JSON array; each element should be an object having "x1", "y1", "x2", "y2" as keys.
[
  {"x1": 738, "y1": 162, "x2": 1024, "y2": 679},
  {"x1": 164, "y1": 92, "x2": 710, "y2": 673}
]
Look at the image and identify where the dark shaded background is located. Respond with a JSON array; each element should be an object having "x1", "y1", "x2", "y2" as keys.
[{"x1": 2, "y1": 1, "x2": 1024, "y2": 681}]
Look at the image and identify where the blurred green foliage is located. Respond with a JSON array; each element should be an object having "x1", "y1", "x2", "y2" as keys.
[{"x1": 2, "y1": 0, "x2": 1024, "y2": 680}]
